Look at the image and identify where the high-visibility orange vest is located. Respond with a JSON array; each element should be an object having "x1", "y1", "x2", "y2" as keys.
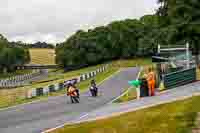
[{"x1": 147, "y1": 72, "x2": 155, "y2": 81}]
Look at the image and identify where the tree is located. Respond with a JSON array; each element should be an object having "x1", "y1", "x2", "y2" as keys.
[
  {"x1": 56, "y1": 16, "x2": 159, "y2": 67},
  {"x1": 157, "y1": 0, "x2": 200, "y2": 65},
  {"x1": 0, "y1": 34, "x2": 30, "y2": 73}
]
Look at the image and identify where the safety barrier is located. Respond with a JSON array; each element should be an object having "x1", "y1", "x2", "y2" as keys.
[
  {"x1": 0, "y1": 70, "x2": 42, "y2": 88},
  {"x1": 163, "y1": 67, "x2": 196, "y2": 89},
  {"x1": 26, "y1": 65, "x2": 108, "y2": 99}
]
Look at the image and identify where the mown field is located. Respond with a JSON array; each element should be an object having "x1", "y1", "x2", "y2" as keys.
[
  {"x1": 52, "y1": 96, "x2": 200, "y2": 133},
  {"x1": 0, "y1": 48, "x2": 55, "y2": 79},
  {"x1": 29, "y1": 48, "x2": 55, "y2": 65}
]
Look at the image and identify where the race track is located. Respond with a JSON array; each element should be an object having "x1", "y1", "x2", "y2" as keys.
[{"x1": 0, "y1": 67, "x2": 140, "y2": 133}]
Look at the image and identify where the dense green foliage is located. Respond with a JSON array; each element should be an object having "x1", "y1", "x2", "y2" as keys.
[
  {"x1": 56, "y1": 15, "x2": 159, "y2": 67},
  {"x1": 157, "y1": 0, "x2": 200, "y2": 64},
  {"x1": 56, "y1": 0, "x2": 200, "y2": 67},
  {"x1": 10, "y1": 41, "x2": 55, "y2": 49},
  {"x1": 0, "y1": 34, "x2": 30, "y2": 73}
]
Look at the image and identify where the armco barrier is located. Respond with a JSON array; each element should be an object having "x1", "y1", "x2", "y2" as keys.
[
  {"x1": 77, "y1": 77, "x2": 81, "y2": 83},
  {"x1": 0, "y1": 70, "x2": 42, "y2": 88},
  {"x1": 26, "y1": 65, "x2": 108, "y2": 99},
  {"x1": 59, "y1": 83, "x2": 64, "y2": 90},
  {"x1": 36, "y1": 88, "x2": 43, "y2": 96},
  {"x1": 54, "y1": 83, "x2": 59, "y2": 91},
  {"x1": 49, "y1": 85, "x2": 55, "y2": 92},
  {"x1": 28, "y1": 89, "x2": 36, "y2": 98},
  {"x1": 163, "y1": 67, "x2": 196, "y2": 89},
  {"x1": 43, "y1": 86, "x2": 49, "y2": 95}
]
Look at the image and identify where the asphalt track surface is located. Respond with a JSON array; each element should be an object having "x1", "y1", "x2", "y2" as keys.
[
  {"x1": 78, "y1": 81, "x2": 200, "y2": 123},
  {"x1": 0, "y1": 67, "x2": 140, "y2": 133}
]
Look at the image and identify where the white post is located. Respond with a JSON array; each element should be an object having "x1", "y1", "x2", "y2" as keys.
[
  {"x1": 186, "y1": 43, "x2": 190, "y2": 69},
  {"x1": 158, "y1": 44, "x2": 161, "y2": 54}
]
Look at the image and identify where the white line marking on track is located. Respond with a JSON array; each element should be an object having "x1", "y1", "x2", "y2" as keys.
[
  {"x1": 42, "y1": 123, "x2": 67, "y2": 133},
  {"x1": 42, "y1": 77, "x2": 200, "y2": 133},
  {"x1": 79, "y1": 113, "x2": 89, "y2": 120},
  {"x1": 0, "y1": 69, "x2": 121, "y2": 112},
  {"x1": 71, "y1": 93, "x2": 200, "y2": 125},
  {"x1": 42, "y1": 69, "x2": 122, "y2": 133},
  {"x1": 108, "y1": 67, "x2": 142, "y2": 104},
  {"x1": 97, "y1": 69, "x2": 121, "y2": 86}
]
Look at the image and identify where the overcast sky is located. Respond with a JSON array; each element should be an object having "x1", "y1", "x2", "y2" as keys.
[{"x1": 0, "y1": 0, "x2": 158, "y2": 44}]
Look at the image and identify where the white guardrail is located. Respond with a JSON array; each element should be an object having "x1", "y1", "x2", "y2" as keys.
[
  {"x1": 0, "y1": 70, "x2": 41, "y2": 88},
  {"x1": 26, "y1": 65, "x2": 109, "y2": 99}
]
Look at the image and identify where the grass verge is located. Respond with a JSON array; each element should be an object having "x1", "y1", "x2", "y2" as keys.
[
  {"x1": 114, "y1": 64, "x2": 156, "y2": 103},
  {"x1": 0, "y1": 67, "x2": 118, "y2": 109},
  {"x1": 0, "y1": 58, "x2": 151, "y2": 108},
  {"x1": 28, "y1": 63, "x2": 105, "y2": 88},
  {"x1": 197, "y1": 68, "x2": 200, "y2": 81},
  {"x1": 51, "y1": 96, "x2": 200, "y2": 133},
  {"x1": 114, "y1": 87, "x2": 137, "y2": 103},
  {"x1": 41, "y1": 58, "x2": 151, "y2": 85},
  {"x1": 0, "y1": 70, "x2": 32, "y2": 79},
  {"x1": 111, "y1": 58, "x2": 152, "y2": 68}
]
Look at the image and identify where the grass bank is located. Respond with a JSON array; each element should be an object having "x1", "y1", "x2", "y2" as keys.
[
  {"x1": 0, "y1": 70, "x2": 32, "y2": 79},
  {"x1": 44, "y1": 58, "x2": 152, "y2": 84},
  {"x1": 0, "y1": 67, "x2": 118, "y2": 109},
  {"x1": 114, "y1": 64, "x2": 155, "y2": 103},
  {"x1": 115, "y1": 66, "x2": 200, "y2": 103},
  {"x1": 114, "y1": 87, "x2": 137, "y2": 103},
  {"x1": 51, "y1": 96, "x2": 200, "y2": 133},
  {"x1": 111, "y1": 58, "x2": 152, "y2": 68},
  {"x1": 0, "y1": 64, "x2": 105, "y2": 109},
  {"x1": 0, "y1": 58, "x2": 151, "y2": 108},
  {"x1": 29, "y1": 64, "x2": 104, "y2": 88},
  {"x1": 197, "y1": 68, "x2": 200, "y2": 80}
]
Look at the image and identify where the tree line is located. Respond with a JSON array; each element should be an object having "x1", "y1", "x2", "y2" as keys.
[
  {"x1": 56, "y1": 0, "x2": 200, "y2": 67},
  {"x1": 0, "y1": 34, "x2": 30, "y2": 73},
  {"x1": 10, "y1": 41, "x2": 55, "y2": 49},
  {"x1": 157, "y1": 0, "x2": 200, "y2": 64},
  {"x1": 56, "y1": 15, "x2": 159, "y2": 67}
]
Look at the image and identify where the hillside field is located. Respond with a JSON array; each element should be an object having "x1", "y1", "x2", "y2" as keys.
[{"x1": 29, "y1": 48, "x2": 55, "y2": 65}]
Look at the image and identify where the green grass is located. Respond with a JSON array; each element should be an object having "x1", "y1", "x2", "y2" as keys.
[
  {"x1": 52, "y1": 96, "x2": 200, "y2": 133},
  {"x1": 0, "y1": 70, "x2": 32, "y2": 79},
  {"x1": 114, "y1": 87, "x2": 137, "y2": 103},
  {"x1": 41, "y1": 57, "x2": 149, "y2": 85},
  {"x1": 115, "y1": 64, "x2": 156, "y2": 103},
  {"x1": 28, "y1": 64, "x2": 104, "y2": 89},
  {"x1": 197, "y1": 68, "x2": 200, "y2": 81},
  {"x1": 0, "y1": 58, "x2": 151, "y2": 109},
  {"x1": 111, "y1": 58, "x2": 152, "y2": 68},
  {"x1": 0, "y1": 64, "x2": 109, "y2": 109},
  {"x1": 25, "y1": 58, "x2": 151, "y2": 89},
  {"x1": 44, "y1": 58, "x2": 152, "y2": 100},
  {"x1": 0, "y1": 67, "x2": 118, "y2": 109},
  {"x1": 77, "y1": 67, "x2": 118, "y2": 92},
  {"x1": 46, "y1": 64, "x2": 103, "y2": 82},
  {"x1": 22, "y1": 58, "x2": 151, "y2": 90}
]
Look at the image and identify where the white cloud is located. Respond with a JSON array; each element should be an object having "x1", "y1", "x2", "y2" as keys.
[{"x1": 0, "y1": 0, "x2": 158, "y2": 43}]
